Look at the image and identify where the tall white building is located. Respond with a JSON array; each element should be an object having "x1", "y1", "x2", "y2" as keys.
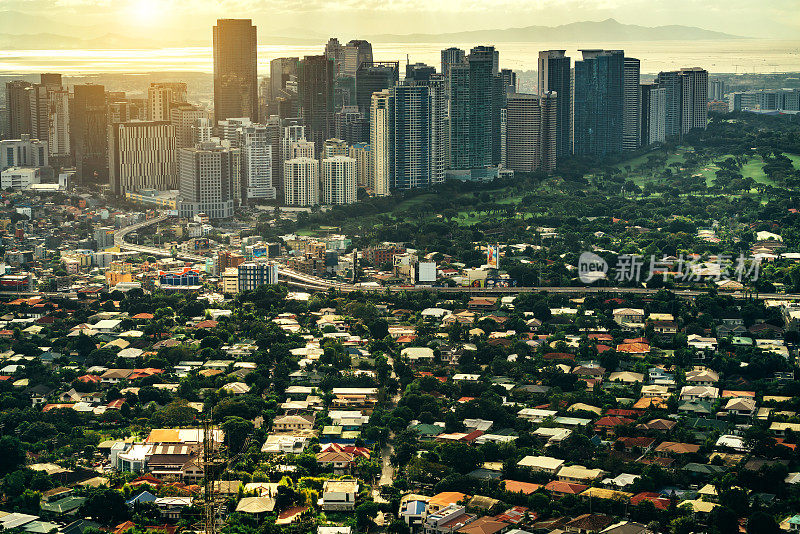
[
  {"x1": 239, "y1": 124, "x2": 277, "y2": 201},
  {"x1": 349, "y1": 143, "x2": 372, "y2": 189},
  {"x1": 288, "y1": 140, "x2": 315, "y2": 159},
  {"x1": 0, "y1": 135, "x2": 48, "y2": 170},
  {"x1": 681, "y1": 67, "x2": 709, "y2": 134},
  {"x1": 179, "y1": 139, "x2": 240, "y2": 219},
  {"x1": 108, "y1": 121, "x2": 177, "y2": 195},
  {"x1": 147, "y1": 82, "x2": 188, "y2": 122},
  {"x1": 322, "y1": 156, "x2": 357, "y2": 205},
  {"x1": 284, "y1": 157, "x2": 319, "y2": 206},
  {"x1": 649, "y1": 87, "x2": 667, "y2": 144},
  {"x1": 218, "y1": 117, "x2": 252, "y2": 146},
  {"x1": 170, "y1": 103, "x2": 208, "y2": 150},
  {"x1": 47, "y1": 88, "x2": 70, "y2": 157},
  {"x1": 370, "y1": 90, "x2": 391, "y2": 197},
  {"x1": 323, "y1": 138, "x2": 348, "y2": 159}
]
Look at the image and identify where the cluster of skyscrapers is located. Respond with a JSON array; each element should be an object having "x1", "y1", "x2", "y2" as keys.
[{"x1": 0, "y1": 19, "x2": 710, "y2": 219}]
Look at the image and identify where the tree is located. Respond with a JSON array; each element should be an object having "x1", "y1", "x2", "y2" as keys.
[
  {"x1": 0, "y1": 436, "x2": 25, "y2": 476},
  {"x1": 746, "y1": 511, "x2": 780, "y2": 534},
  {"x1": 355, "y1": 501, "x2": 380, "y2": 529},
  {"x1": 79, "y1": 488, "x2": 128, "y2": 524},
  {"x1": 709, "y1": 505, "x2": 739, "y2": 534},
  {"x1": 221, "y1": 416, "x2": 254, "y2": 455}
]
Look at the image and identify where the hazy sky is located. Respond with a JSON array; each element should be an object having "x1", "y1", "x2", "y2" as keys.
[{"x1": 3, "y1": 0, "x2": 800, "y2": 39}]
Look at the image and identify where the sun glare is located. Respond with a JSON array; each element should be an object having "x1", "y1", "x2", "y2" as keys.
[{"x1": 128, "y1": 0, "x2": 160, "y2": 24}]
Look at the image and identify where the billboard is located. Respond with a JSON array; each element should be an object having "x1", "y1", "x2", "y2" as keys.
[{"x1": 487, "y1": 244, "x2": 500, "y2": 269}]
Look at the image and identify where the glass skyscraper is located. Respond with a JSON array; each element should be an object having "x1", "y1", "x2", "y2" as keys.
[{"x1": 573, "y1": 49, "x2": 625, "y2": 158}]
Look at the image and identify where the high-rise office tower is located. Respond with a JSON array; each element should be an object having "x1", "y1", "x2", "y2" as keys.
[
  {"x1": 655, "y1": 70, "x2": 682, "y2": 138},
  {"x1": 441, "y1": 47, "x2": 466, "y2": 82},
  {"x1": 108, "y1": 121, "x2": 177, "y2": 195},
  {"x1": 270, "y1": 57, "x2": 299, "y2": 103},
  {"x1": 40, "y1": 73, "x2": 61, "y2": 89},
  {"x1": 623, "y1": 57, "x2": 642, "y2": 151},
  {"x1": 217, "y1": 117, "x2": 252, "y2": 146},
  {"x1": 391, "y1": 78, "x2": 446, "y2": 189},
  {"x1": 284, "y1": 157, "x2": 319, "y2": 206},
  {"x1": 298, "y1": 55, "x2": 335, "y2": 153},
  {"x1": 640, "y1": 83, "x2": 653, "y2": 147},
  {"x1": 72, "y1": 84, "x2": 109, "y2": 183},
  {"x1": 28, "y1": 84, "x2": 49, "y2": 143},
  {"x1": 179, "y1": 139, "x2": 240, "y2": 219},
  {"x1": 500, "y1": 69, "x2": 517, "y2": 93},
  {"x1": 213, "y1": 19, "x2": 258, "y2": 123},
  {"x1": 680, "y1": 68, "x2": 709, "y2": 134},
  {"x1": 0, "y1": 135, "x2": 47, "y2": 170},
  {"x1": 447, "y1": 61, "x2": 470, "y2": 169},
  {"x1": 538, "y1": 50, "x2": 571, "y2": 160},
  {"x1": 322, "y1": 155, "x2": 357, "y2": 205},
  {"x1": 343, "y1": 40, "x2": 373, "y2": 78},
  {"x1": 505, "y1": 93, "x2": 557, "y2": 173},
  {"x1": 322, "y1": 138, "x2": 348, "y2": 159},
  {"x1": 445, "y1": 46, "x2": 503, "y2": 169},
  {"x1": 356, "y1": 62, "x2": 399, "y2": 119},
  {"x1": 573, "y1": 49, "x2": 625, "y2": 157},
  {"x1": 264, "y1": 115, "x2": 282, "y2": 196},
  {"x1": 170, "y1": 103, "x2": 208, "y2": 149},
  {"x1": 148, "y1": 82, "x2": 188, "y2": 122},
  {"x1": 642, "y1": 83, "x2": 666, "y2": 144},
  {"x1": 349, "y1": 143, "x2": 372, "y2": 190},
  {"x1": 334, "y1": 106, "x2": 368, "y2": 144},
  {"x1": 239, "y1": 124, "x2": 277, "y2": 201},
  {"x1": 370, "y1": 90, "x2": 392, "y2": 197},
  {"x1": 325, "y1": 38, "x2": 344, "y2": 74},
  {"x1": 406, "y1": 63, "x2": 436, "y2": 82},
  {"x1": 5, "y1": 81, "x2": 32, "y2": 139},
  {"x1": 468, "y1": 46, "x2": 499, "y2": 168},
  {"x1": 48, "y1": 87, "x2": 70, "y2": 157}
]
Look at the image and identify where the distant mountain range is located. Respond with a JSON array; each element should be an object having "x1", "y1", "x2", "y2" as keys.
[
  {"x1": 366, "y1": 19, "x2": 745, "y2": 43},
  {"x1": 0, "y1": 13, "x2": 747, "y2": 50}
]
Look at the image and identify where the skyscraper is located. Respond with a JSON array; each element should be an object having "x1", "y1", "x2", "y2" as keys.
[
  {"x1": 573, "y1": 49, "x2": 625, "y2": 158},
  {"x1": 72, "y1": 84, "x2": 109, "y2": 183},
  {"x1": 170, "y1": 103, "x2": 208, "y2": 150},
  {"x1": 441, "y1": 48, "x2": 466, "y2": 82},
  {"x1": 349, "y1": 143, "x2": 373, "y2": 191},
  {"x1": 322, "y1": 156, "x2": 357, "y2": 205},
  {"x1": 406, "y1": 63, "x2": 436, "y2": 82},
  {"x1": 680, "y1": 67, "x2": 709, "y2": 134},
  {"x1": 500, "y1": 68, "x2": 517, "y2": 93},
  {"x1": 641, "y1": 83, "x2": 666, "y2": 144},
  {"x1": 5, "y1": 81, "x2": 32, "y2": 139},
  {"x1": 323, "y1": 138, "x2": 348, "y2": 159},
  {"x1": 356, "y1": 61, "x2": 399, "y2": 119},
  {"x1": 447, "y1": 61, "x2": 470, "y2": 169},
  {"x1": 179, "y1": 139, "x2": 240, "y2": 219},
  {"x1": 391, "y1": 78, "x2": 446, "y2": 189},
  {"x1": 48, "y1": 87, "x2": 70, "y2": 158},
  {"x1": 239, "y1": 124, "x2": 276, "y2": 201},
  {"x1": 269, "y1": 57, "x2": 299, "y2": 104},
  {"x1": 343, "y1": 40, "x2": 373, "y2": 78},
  {"x1": 537, "y1": 50, "x2": 571, "y2": 160},
  {"x1": 468, "y1": 46, "x2": 499, "y2": 168},
  {"x1": 623, "y1": 57, "x2": 642, "y2": 151},
  {"x1": 505, "y1": 93, "x2": 557, "y2": 173},
  {"x1": 655, "y1": 70, "x2": 682, "y2": 138},
  {"x1": 148, "y1": 82, "x2": 188, "y2": 122},
  {"x1": 284, "y1": 157, "x2": 319, "y2": 206},
  {"x1": 334, "y1": 106, "x2": 368, "y2": 144},
  {"x1": 108, "y1": 121, "x2": 177, "y2": 195},
  {"x1": 28, "y1": 84, "x2": 49, "y2": 143},
  {"x1": 298, "y1": 55, "x2": 335, "y2": 153},
  {"x1": 213, "y1": 19, "x2": 258, "y2": 123},
  {"x1": 370, "y1": 90, "x2": 392, "y2": 197}
]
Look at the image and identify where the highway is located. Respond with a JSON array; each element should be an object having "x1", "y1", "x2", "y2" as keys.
[{"x1": 109, "y1": 213, "x2": 800, "y2": 301}]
